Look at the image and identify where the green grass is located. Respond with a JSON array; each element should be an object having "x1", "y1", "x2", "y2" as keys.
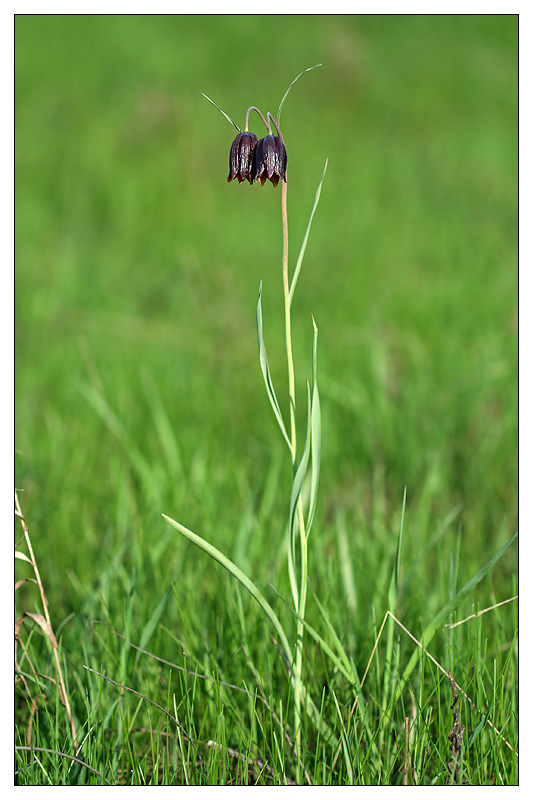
[{"x1": 15, "y1": 14, "x2": 517, "y2": 785}]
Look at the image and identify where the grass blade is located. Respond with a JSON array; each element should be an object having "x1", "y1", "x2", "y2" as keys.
[
  {"x1": 379, "y1": 489, "x2": 407, "y2": 749},
  {"x1": 277, "y1": 64, "x2": 323, "y2": 128},
  {"x1": 286, "y1": 382, "x2": 311, "y2": 612},
  {"x1": 268, "y1": 592, "x2": 353, "y2": 683},
  {"x1": 306, "y1": 315, "x2": 321, "y2": 533},
  {"x1": 336, "y1": 513, "x2": 357, "y2": 615},
  {"x1": 289, "y1": 160, "x2": 328, "y2": 305},
  {"x1": 134, "y1": 588, "x2": 172, "y2": 671},
  {"x1": 161, "y1": 513, "x2": 292, "y2": 664},
  {"x1": 162, "y1": 514, "x2": 334, "y2": 745},
  {"x1": 331, "y1": 689, "x2": 354, "y2": 784},
  {"x1": 201, "y1": 93, "x2": 240, "y2": 131},
  {"x1": 256, "y1": 283, "x2": 292, "y2": 451},
  {"x1": 289, "y1": 382, "x2": 311, "y2": 540},
  {"x1": 81, "y1": 381, "x2": 153, "y2": 490}
]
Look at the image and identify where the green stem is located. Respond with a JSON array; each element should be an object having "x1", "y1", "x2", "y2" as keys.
[
  {"x1": 281, "y1": 178, "x2": 308, "y2": 779},
  {"x1": 282, "y1": 180, "x2": 297, "y2": 458}
]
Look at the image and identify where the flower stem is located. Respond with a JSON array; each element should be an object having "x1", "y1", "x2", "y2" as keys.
[
  {"x1": 245, "y1": 105, "x2": 270, "y2": 133},
  {"x1": 281, "y1": 177, "x2": 307, "y2": 779},
  {"x1": 282, "y1": 180, "x2": 297, "y2": 459},
  {"x1": 268, "y1": 112, "x2": 284, "y2": 142}
]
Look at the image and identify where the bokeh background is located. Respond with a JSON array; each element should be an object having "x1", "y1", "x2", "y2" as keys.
[{"x1": 15, "y1": 15, "x2": 517, "y2": 627}]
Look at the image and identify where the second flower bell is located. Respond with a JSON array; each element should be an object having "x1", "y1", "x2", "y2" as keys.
[{"x1": 252, "y1": 134, "x2": 287, "y2": 187}]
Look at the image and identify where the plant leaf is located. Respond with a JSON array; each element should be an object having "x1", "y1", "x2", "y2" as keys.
[
  {"x1": 306, "y1": 315, "x2": 321, "y2": 533},
  {"x1": 289, "y1": 159, "x2": 328, "y2": 305},
  {"x1": 331, "y1": 688, "x2": 355, "y2": 784},
  {"x1": 270, "y1": 588, "x2": 354, "y2": 683},
  {"x1": 15, "y1": 578, "x2": 38, "y2": 591},
  {"x1": 277, "y1": 64, "x2": 323, "y2": 129},
  {"x1": 15, "y1": 551, "x2": 33, "y2": 564},
  {"x1": 15, "y1": 611, "x2": 58, "y2": 649},
  {"x1": 256, "y1": 283, "x2": 292, "y2": 451},
  {"x1": 161, "y1": 517, "x2": 336, "y2": 743},
  {"x1": 134, "y1": 588, "x2": 172, "y2": 671},
  {"x1": 380, "y1": 488, "x2": 407, "y2": 750},
  {"x1": 81, "y1": 382, "x2": 153, "y2": 489},
  {"x1": 201, "y1": 93, "x2": 240, "y2": 131},
  {"x1": 289, "y1": 382, "x2": 312, "y2": 541},
  {"x1": 161, "y1": 513, "x2": 292, "y2": 663}
]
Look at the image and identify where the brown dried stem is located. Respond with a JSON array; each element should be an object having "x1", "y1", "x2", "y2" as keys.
[
  {"x1": 445, "y1": 671, "x2": 470, "y2": 785},
  {"x1": 15, "y1": 490, "x2": 78, "y2": 749}
]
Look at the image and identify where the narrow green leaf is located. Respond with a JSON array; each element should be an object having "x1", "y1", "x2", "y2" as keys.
[
  {"x1": 134, "y1": 588, "x2": 172, "y2": 671},
  {"x1": 389, "y1": 487, "x2": 407, "y2": 610},
  {"x1": 142, "y1": 371, "x2": 184, "y2": 480},
  {"x1": 301, "y1": 685, "x2": 335, "y2": 744},
  {"x1": 256, "y1": 283, "x2": 292, "y2": 452},
  {"x1": 469, "y1": 711, "x2": 491, "y2": 747},
  {"x1": 289, "y1": 160, "x2": 328, "y2": 305},
  {"x1": 201, "y1": 93, "x2": 240, "y2": 131},
  {"x1": 286, "y1": 382, "x2": 311, "y2": 616},
  {"x1": 403, "y1": 503, "x2": 462, "y2": 589},
  {"x1": 259, "y1": 580, "x2": 353, "y2": 683},
  {"x1": 294, "y1": 611, "x2": 355, "y2": 684},
  {"x1": 277, "y1": 64, "x2": 323, "y2": 128},
  {"x1": 331, "y1": 689, "x2": 354, "y2": 784},
  {"x1": 287, "y1": 521, "x2": 300, "y2": 613},
  {"x1": 336, "y1": 512, "x2": 357, "y2": 614},
  {"x1": 81, "y1": 382, "x2": 153, "y2": 489},
  {"x1": 161, "y1": 513, "x2": 292, "y2": 663},
  {"x1": 162, "y1": 514, "x2": 334, "y2": 743},
  {"x1": 381, "y1": 488, "x2": 407, "y2": 750},
  {"x1": 310, "y1": 588, "x2": 354, "y2": 680},
  {"x1": 289, "y1": 382, "x2": 312, "y2": 538},
  {"x1": 306, "y1": 316, "x2": 321, "y2": 533}
]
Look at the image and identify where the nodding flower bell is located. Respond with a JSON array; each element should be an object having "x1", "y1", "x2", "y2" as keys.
[
  {"x1": 227, "y1": 131, "x2": 258, "y2": 184},
  {"x1": 252, "y1": 134, "x2": 287, "y2": 187}
]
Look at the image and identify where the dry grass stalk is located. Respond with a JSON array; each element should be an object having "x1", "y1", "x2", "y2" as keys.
[
  {"x1": 445, "y1": 597, "x2": 517, "y2": 628},
  {"x1": 15, "y1": 490, "x2": 78, "y2": 749}
]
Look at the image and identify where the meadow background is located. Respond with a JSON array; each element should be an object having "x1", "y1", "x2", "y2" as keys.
[{"x1": 15, "y1": 14, "x2": 518, "y2": 785}]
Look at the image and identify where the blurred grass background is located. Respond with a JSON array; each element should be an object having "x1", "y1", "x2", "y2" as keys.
[{"x1": 15, "y1": 12, "x2": 517, "y2": 746}]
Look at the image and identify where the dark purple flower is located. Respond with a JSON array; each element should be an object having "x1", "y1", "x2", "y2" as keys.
[
  {"x1": 252, "y1": 134, "x2": 287, "y2": 187},
  {"x1": 227, "y1": 131, "x2": 258, "y2": 184}
]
